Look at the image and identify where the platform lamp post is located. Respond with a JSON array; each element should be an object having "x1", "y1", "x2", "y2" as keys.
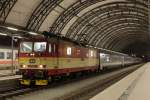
[
  {"x1": 11, "y1": 34, "x2": 14, "y2": 74},
  {"x1": 0, "y1": 26, "x2": 26, "y2": 74},
  {"x1": 7, "y1": 27, "x2": 19, "y2": 74},
  {"x1": 11, "y1": 34, "x2": 21, "y2": 74}
]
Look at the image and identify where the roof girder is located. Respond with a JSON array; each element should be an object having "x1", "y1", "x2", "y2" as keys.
[
  {"x1": 108, "y1": 34, "x2": 148, "y2": 51},
  {"x1": 93, "y1": 23, "x2": 148, "y2": 46},
  {"x1": 25, "y1": 0, "x2": 63, "y2": 32},
  {"x1": 0, "y1": 0, "x2": 17, "y2": 22},
  {"x1": 67, "y1": 6, "x2": 148, "y2": 40},
  {"x1": 50, "y1": 1, "x2": 148, "y2": 35},
  {"x1": 99, "y1": 29, "x2": 148, "y2": 49},
  {"x1": 80, "y1": 15, "x2": 147, "y2": 44}
]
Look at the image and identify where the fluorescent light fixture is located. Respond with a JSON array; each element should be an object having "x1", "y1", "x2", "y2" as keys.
[
  {"x1": 0, "y1": 32, "x2": 7, "y2": 36},
  {"x1": 14, "y1": 36, "x2": 23, "y2": 39},
  {"x1": 7, "y1": 27, "x2": 18, "y2": 31},
  {"x1": 28, "y1": 32, "x2": 38, "y2": 35}
]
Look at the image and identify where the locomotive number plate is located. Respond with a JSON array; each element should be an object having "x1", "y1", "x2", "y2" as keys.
[{"x1": 29, "y1": 59, "x2": 36, "y2": 63}]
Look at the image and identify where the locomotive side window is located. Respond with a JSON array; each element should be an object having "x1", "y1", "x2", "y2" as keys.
[
  {"x1": 0, "y1": 52, "x2": 4, "y2": 59},
  {"x1": 67, "y1": 47, "x2": 72, "y2": 55},
  {"x1": 20, "y1": 42, "x2": 32, "y2": 53},
  {"x1": 53, "y1": 44, "x2": 56, "y2": 53},
  {"x1": 49, "y1": 44, "x2": 52, "y2": 53},
  {"x1": 49, "y1": 44, "x2": 56, "y2": 53},
  {"x1": 34, "y1": 42, "x2": 46, "y2": 52}
]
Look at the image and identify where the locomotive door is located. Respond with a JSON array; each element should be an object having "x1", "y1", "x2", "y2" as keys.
[{"x1": 51, "y1": 43, "x2": 58, "y2": 69}]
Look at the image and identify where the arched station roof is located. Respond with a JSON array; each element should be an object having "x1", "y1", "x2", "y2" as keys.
[{"x1": 0, "y1": 0, "x2": 149, "y2": 55}]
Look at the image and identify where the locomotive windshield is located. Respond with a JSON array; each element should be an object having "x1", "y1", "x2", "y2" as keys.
[
  {"x1": 34, "y1": 42, "x2": 46, "y2": 52},
  {"x1": 20, "y1": 42, "x2": 33, "y2": 53},
  {"x1": 20, "y1": 42, "x2": 47, "y2": 53}
]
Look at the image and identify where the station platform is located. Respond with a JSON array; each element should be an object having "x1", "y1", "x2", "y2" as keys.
[
  {"x1": 0, "y1": 75, "x2": 21, "y2": 81},
  {"x1": 0, "y1": 69, "x2": 17, "y2": 77},
  {"x1": 90, "y1": 62, "x2": 149, "y2": 100},
  {"x1": 0, "y1": 69, "x2": 21, "y2": 81},
  {"x1": 0, "y1": 73, "x2": 21, "y2": 92}
]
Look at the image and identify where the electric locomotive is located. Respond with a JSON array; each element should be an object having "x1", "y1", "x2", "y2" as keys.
[
  {"x1": 19, "y1": 32, "x2": 142, "y2": 85},
  {"x1": 19, "y1": 33, "x2": 99, "y2": 85}
]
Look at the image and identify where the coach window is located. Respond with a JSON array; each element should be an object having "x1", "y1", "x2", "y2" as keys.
[
  {"x1": 15, "y1": 53, "x2": 18, "y2": 59},
  {"x1": 67, "y1": 47, "x2": 72, "y2": 56},
  {"x1": 106, "y1": 57, "x2": 110, "y2": 62},
  {"x1": 0, "y1": 52, "x2": 4, "y2": 59},
  {"x1": 7, "y1": 52, "x2": 12, "y2": 59},
  {"x1": 90, "y1": 50, "x2": 94, "y2": 57}
]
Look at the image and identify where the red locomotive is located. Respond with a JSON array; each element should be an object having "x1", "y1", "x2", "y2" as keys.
[
  {"x1": 19, "y1": 33, "x2": 99, "y2": 85},
  {"x1": 19, "y1": 32, "x2": 141, "y2": 85}
]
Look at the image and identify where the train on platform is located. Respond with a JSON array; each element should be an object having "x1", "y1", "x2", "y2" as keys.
[
  {"x1": 19, "y1": 32, "x2": 142, "y2": 85},
  {"x1": 0, "y1": 46, "x2": 18, "y2": 69}
]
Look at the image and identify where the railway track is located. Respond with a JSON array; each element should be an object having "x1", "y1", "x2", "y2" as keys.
[
  {"x1": 0, "y1": 64, "x2": 143, "y2": 100},
  {"x1": 56, "y1": 65, "x2": 140, "y2": 100}
]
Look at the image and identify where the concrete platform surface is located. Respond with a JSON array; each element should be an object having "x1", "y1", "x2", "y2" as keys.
[
  {"x1": 127, "y1": 62, "x2": 150, "y2": 100},
  {"x1": 0, "y1": 69, "x2": 21, "y2": 81},
  {"x1": 0, "y1": 74, "x2": 21, "y2": 93},
  {"x1": 90, "y1": 63, "x2": 148, "y2": 100},
  {"x1": 0, "y1": 69, "x2": 16, "y2": 76},
  {"x1": 0, "y1": 75, "x2": 21, "y2": 81}
]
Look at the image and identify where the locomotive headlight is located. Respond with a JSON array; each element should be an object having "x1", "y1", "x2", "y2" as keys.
[
  {"x1": 39, "y1": 65, "x2": 43, "y2": 69},
  {"x1": 22, "y1": 65, "x2": 27, "y2": 68},
  {"x1": 30, "y1": 53, "x2": 35, "y2": 56}
]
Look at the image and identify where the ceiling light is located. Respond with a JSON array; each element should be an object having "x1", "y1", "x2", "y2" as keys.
[
  {"x1": 28, "y1": 32, "x2": 38, "y2": 35},
  {"x1": 0, "y1": 32, "x2": 7, "y2": 36},
  {"x1": 7, "y1": 27, "x2": 18, "y2": 31},
  {"x1": 14, "y1": 36, "x2": 23, "y2": 39}
]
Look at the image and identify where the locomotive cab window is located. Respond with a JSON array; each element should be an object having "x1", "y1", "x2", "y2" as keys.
[
  {"x1": 34, "y1": 42, "x2": 47, "y2": 52},
  {"x1": 20, "y1": 42, "x2": 33, "y2": 53},
  {"x1": 67, "y1": 47, "x2": 72, "y2": 55}
]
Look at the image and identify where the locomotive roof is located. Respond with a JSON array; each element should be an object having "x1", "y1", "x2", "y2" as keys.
[
  {"x1": 21, "y1": 31, "x2": 86, "y2": 46},
  {"x1": 20, "y1": 31, "x2": 132, "y2": 57}
]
